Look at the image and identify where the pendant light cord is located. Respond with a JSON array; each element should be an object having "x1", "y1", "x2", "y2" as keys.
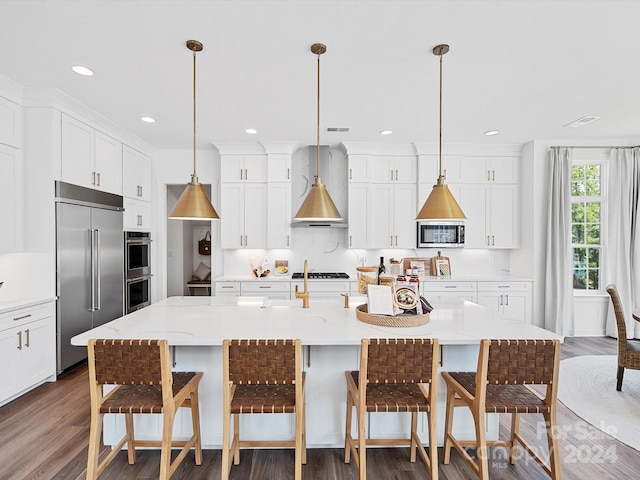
[
  {"x1": 438, "y1": 50, "x2": 443, "y2": 179},
  {"x1": 316, "y1": 52, "x2": 321, "y2": 180},
  {"x1": 192, "y1": 48, "x2": 198, "y2": 179}
]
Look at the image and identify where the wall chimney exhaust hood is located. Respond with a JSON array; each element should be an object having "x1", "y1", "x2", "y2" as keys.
[{"x1": 292, "y1": 145, "x2": 347, "y2": 228}]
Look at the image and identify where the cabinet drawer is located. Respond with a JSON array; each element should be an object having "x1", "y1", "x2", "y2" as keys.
[
  {"x1": 241, "y1": 282, "x2": 289, "y2": 294},
  {"x1": 215, "y1": 282, "x2": 240, "y2": 294},
  {"x1": 477, "y1": 282, "x2": 530, "y2": 292},
  {"x1": 290, "y1": 282, "x2": 350, "y2": 294},
  {"x1": 0, "y1": 303, "x2": 53, "y2": 331},
  {"x1": 423, "y1": 282, "x2": 476, "y2": 292}
]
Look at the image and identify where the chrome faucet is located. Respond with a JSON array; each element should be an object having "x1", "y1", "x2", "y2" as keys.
[{"x1": 294, "y1": 260, "x2": 310, "y2": 308}]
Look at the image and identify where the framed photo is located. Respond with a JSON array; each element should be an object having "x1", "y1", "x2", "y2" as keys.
[{"x1": 274, "y1": 260, "x2": 289, "y2": 275}]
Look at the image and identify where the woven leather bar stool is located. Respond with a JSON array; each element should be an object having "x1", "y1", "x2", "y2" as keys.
[
  {"x1": 605, "y1": 284, "x2": 640, "y2": 391},
  {"x1": 344, "y1": 338, "x2": 439, "y2": 480},
  {"x1": 86, "y1": 339, "x2": 203, "y2": 480},
  {"x1": 221, "y1": 339, "x2": 306, "y2": 480},
  {"x1": 442, "y1": 338, "x2": 561, "y2": 480}
]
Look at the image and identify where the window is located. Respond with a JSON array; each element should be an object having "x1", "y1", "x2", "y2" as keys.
[{"x1": 571, "y1": 163, "x2": 602, "y2": 290}]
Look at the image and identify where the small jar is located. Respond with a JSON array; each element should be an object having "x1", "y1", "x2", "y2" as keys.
[
  {"x1": 410, "y1": 275, "x2": 420, "y2": 289},
  {"x1": 356, "y1": 267, "x2": 378, "y2": 294},
  {"x1": 379, "y1": 276, "x2": 395, "y2": 288}
]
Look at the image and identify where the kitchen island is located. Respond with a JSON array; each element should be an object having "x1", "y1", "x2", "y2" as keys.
[{"x1": 71, "y1": 296, "x2": 562, "y2": 448}]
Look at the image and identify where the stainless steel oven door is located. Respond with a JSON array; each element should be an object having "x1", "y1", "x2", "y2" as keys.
[
  {"x1": 125, "y1": 232, "x2": 151, "y2": 279},
  {"x1": 126, "y1": 275, "x2": 151, "y2": 313}
]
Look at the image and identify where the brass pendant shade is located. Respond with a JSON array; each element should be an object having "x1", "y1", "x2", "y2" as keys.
[
  {"x1": 416, "y1": 44, "x2": 465, "y2": 220},
  {"x1": 169, "y1": 40, "x2": 220, "y2": 221},
  {"x1": 294, "y1": 43, "x2": 343, "y2": 222}
]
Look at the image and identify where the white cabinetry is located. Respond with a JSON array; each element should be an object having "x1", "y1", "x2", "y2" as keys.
[
  {"x1": 369, "y1": 155, "x2": 416, "y2": 184},
  {"x1": 220, "y1": 154, "x2": 268, "y2": 249},
  {"x1": 214, "y1": 281, "x2": 240, "y2": 297},
  {"x1": 0, "y1": 301, "x2": 56, "y2": 406},
  {"x1": 0, "y1": 95, "x2": 21, "y2": 148},
  {"x1": 370, "y1": 183, "x2": 416, "y2": 248},
  {"x1": 61, "y1": 114, "x2": 123, "y2": 195},
  {"x1": 423, "y1": 281, "x2": 477, "y2": 302},
  {"x1": 347, "y1": 183, "x2": 369, "y2": 248},
  {"x1": 220, "y1": 155, "x2": 267, "y2": 183},
  {"x1": 122, "y1": 145, "x2": 151, "y2": 202},
  {"x1": 458, "y1": 156, "x2": 519, "y2": 248},
  {"x1": 123, "y1": 198, "x2": 151, "y2": 231},
  {"x1": 241, "y1": 282, "x2": 290, "y2": 300},
  {"x1": 220, "y1": 183, "x2": 267, "y2": 248},
  {"x1": 477, "y1": 282, "x2": 532, "y2": 323},
  {"x1": 267, "y1": 182, "x2": 291, "y2": 248},
  {"x1": 0, "y1": 144, "x2": 22, "y2": 253}
]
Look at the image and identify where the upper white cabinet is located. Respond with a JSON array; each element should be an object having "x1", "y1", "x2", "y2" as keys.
[
  {"x1": 122, "y1": 145, "x2": 151, "y2": 201},
  {"x1": 0, "y1": 96, "x2": 21, "y2": 148},
  {"x1": 61, "y1": 114, "x2": 123, "y2": 195},
  {"x1": 458, "y1": 155, "x2": 519, "y2": 249},
  {"x1": 220, "y1": 182, "x2": 267, "y2": 248},
  {"x1": 369, "y1": 155, "x2": 416, "y2": 184},
  {"x1": 369, "y1": 183, "x2": 416, "y2": 248},
  {"x1": 347, "y1": 182, "x2": 370, "y2": 248},
  {"x1": 221, "y1": 154, "x2": 267, "y2": 183},
  {"x1": 417, "y1": 154, "x2": 464, "y2": 184},
  {"x1": 266, "y1": 153, "x2": 291, "y2": 183},
  {"x1": 0, "y1": 144, "x2": 22, "y2": 253},
  {"x1": 123, "y1": 197, "x2": 151, "y2": 232},
  {"x1": 267, "y1": 182, "x2": 292, "y2": 248},
  {"x1": 460, "y1": 156, "x2": 519, "y2": 184}
]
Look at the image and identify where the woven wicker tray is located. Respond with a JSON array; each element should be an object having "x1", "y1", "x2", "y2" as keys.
[{"x1": 355, "y1": 304, "x2": 430, "y2": 327}]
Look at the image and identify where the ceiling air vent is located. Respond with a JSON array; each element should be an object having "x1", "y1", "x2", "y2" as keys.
[
  {"x1": 564, "y1": 116, "x2": 599, "y2": 128},
  {"x1": 326, "y1": 127, "x2": 350, "y2": 132}
]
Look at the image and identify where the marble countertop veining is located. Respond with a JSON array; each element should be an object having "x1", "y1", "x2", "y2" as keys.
[{"x1": 71, "y1": 296, "x2": 560, "y2": 347}]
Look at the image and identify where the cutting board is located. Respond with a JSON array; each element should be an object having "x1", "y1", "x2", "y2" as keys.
[{"x1": 431, "y1": 251, "x2": 451, "y2": 276}]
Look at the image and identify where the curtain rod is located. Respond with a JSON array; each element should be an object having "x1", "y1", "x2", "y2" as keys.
[{"x1": 550, "y1": 145, "x2": 640, "y2": 149}]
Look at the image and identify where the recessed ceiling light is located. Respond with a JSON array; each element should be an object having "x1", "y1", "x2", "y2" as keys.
[
  {"x1": 245, "y1": 128, "x2": 257, "y2": 134},
  {"x1": 379, "y1": 130, "x2": 393, "y2": 135},
  {"x1": 72, "y1": 65, "x2": 94, "y2": 76},
  {"x1": 484, "y1": 130, "x2": 499, "y2": 136},
  {"x1": 141, "y1": 116, "x2": 156, "y2": 123}
]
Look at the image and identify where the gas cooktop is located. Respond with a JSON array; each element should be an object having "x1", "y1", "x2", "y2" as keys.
[{"x1": 291, "y1": 272, "x2": 350, "y2": 279}]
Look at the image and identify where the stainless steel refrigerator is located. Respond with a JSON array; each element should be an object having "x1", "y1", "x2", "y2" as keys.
[{"x1": 55, "y1": 181, "x2": 124, "y2": 373}]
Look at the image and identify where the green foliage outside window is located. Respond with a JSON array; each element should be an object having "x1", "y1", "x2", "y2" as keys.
[{"x1": 571, "y1": 164, "x2": 601, "y2": 289}]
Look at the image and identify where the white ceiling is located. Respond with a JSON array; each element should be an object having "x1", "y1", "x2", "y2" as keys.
[{"x1": 1, "y1": 0, "x2": 639, "y2": 150}]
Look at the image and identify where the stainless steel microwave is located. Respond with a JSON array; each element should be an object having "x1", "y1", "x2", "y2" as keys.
[{"x1": 417, "y1": 221, "x2": 465, "y2": 248}]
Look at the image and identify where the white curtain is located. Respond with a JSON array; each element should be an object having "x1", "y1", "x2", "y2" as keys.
[
  {"x1": 544, "y1": 147, "x2": 574, "y2": 336},
  {"x1": 604, "y1": 147, "x2": 640, "y2": 338}
]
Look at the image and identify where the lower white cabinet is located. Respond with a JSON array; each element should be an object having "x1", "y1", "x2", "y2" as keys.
[
  {"x1": 241, "y1": 282, "x2": 290, "y2": 300},
  {"x1": 214, "y1": 281, "x2": 240, "y2": 297},
  {"x1": 0, "y1": 301, "x2": 56, "y2": 406},
  {"x1": 476, "y1": 281, "x2": 532, "y2": 323},
  {"x1": 423, "y1": 281, "x2": 477, "y2": 303},
  {"x1": 124, "y1": 198, "x2": 151, "y2": 231}
]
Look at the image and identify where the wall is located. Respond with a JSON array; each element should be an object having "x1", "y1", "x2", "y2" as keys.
[{"x1": 0, "y1": 253, "x2": 55, "y2": 300}]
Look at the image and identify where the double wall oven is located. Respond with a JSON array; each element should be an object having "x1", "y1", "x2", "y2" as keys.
[{"x1": 125, "y1": 231, "x2": 151, "y2": 313}]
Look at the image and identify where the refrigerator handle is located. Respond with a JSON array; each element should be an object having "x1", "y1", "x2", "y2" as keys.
[
  {"x1": 89, "y1": 229, "x2": 96, "y2": 312},
  {"x1": 96, "y1": 229, "x2": 101, "y2": 311}
]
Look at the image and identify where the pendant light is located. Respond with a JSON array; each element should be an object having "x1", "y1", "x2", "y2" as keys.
[
  {"x1": 294, "y1": 43, "x2": 343, "y2": 222},
  {"x1": 416, "y1": 44, "x2": 465, "y2": 220},
  {"x1": 169, "y1": 40, "x2": 220, "y2": 220}
]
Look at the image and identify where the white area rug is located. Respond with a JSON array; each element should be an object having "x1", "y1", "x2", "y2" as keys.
[{"x1": 558, "y1": 355, "x2": 640, "y2": 451}]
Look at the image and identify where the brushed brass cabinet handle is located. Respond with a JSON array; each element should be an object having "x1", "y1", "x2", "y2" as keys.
[
  {"x1": 92, "y1": 171, "x2": 96, "y2": 186},
  {"x1": 17, "y1": 331, "x2": 22, "y2": 350},
  {"x1": 25, "y1": 328, "x2": 30, "y2": 348}
]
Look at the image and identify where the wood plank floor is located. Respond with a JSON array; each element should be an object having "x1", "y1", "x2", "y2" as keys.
[{"x1": 1, "y1": 336, "x2": 638, "y2": 479}]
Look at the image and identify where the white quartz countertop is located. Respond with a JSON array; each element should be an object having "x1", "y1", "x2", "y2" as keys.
[
  {"x1": 213, "y1": 274, "x2": 532, "y2": 282},
  {"x1": 0, "y1": 296, "x2": 57, "y2": 315},
  {"x1": 71, "y1": 296, "x2": 560, "y2": 347}
]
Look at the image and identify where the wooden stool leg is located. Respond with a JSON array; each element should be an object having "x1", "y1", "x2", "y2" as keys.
[
  {"x1": 233, "y1": 414, "x2": 240, "y2": 465},
  {"x1": 358, "y1": 403, "x2": 366, "y2": 480},
  {"x1": 190, "y1": 390, "x2": 203, "y2": 465},
  {"x1": 302, "y1": 393, "x2": 307, "y2": 465},
  {"x1": 410, "y1": 412, "x2": 418, "y2": 462},
  {"x1": 473, "y1": 411, "x2": 489, "y2": 480},
  {"x1": 86, "y1": 411, "x2": 104, "y2": 480},
  {"x1": 221, "y1": 406, "x2": 231, "y2": 480},
  {"x1": 159, "y1": 411, "x2": 176, "y2": 480},
  {"x1": 510, "y1": 413, "x2": 520, "y2": 464},
  {"x1": 617, "y1": 365, "x2": 625, "y2": 391},
  {"x1": 427, "y1": 409, "x2": 439, "y2": 480},
  {"x1": 125, "y1": 413, "x2": 136, "y2": 464},
  {"x1": 344, "y1": 392, "x2": 353, "y2": 463},
  {"x1": 295, "y1": 405, "x2": 303, "y2": 480},
  {"x1": 544, "y1": 412, "x2": 562, "y2": 479},
  {"x1": 442, "y1": 388, "x2": 456, "y2": 464}
]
